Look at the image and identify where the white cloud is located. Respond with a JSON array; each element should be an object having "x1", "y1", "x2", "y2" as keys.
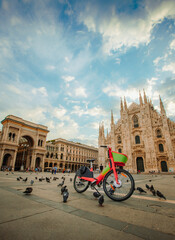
[
  {"x1": 62, "y1": 75, "x2": 75, "y2": 82},
  {"x1": 78, "y1": 0, "x2": 175, "y2": 55},
  {"x1": 103, "y1": 84, "x2": 139, "y2": 100},
  {"x1": 64, "y1": 56, "x2": 70, "y2": 63},
  {"x1": 170, "y1": 39, "x2": 175, "y2": 50},
  {"x1": 167, "y1": 101, "x2": 175, "y2": 117},
  {"x1": 153, "y1": 56, "x2": 163, "y2": 66},
  {"x1": 7, "y1": 85, "x2": 22, "y2": 95},
  {"x1": 52, "y1": 106, "x2": 67, "y2": 119},
  {"x1": 71, "y1": 105, "x2": 107, "y2": 117},
  {"x1": 162, "y1": 62, "x2": 175, "y2": 74},
  {"x1": 32, "y1": 87, "x2": 48, "y2": 97},
  {"x1": 75, "y1": 87, "x2": 87, "y2": 98}
]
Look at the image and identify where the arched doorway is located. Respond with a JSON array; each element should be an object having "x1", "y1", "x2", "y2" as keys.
[
  {"x1": 161, "y1": 161, "x2": 168, "y2": 172},
  {"x1": 136, "y1": 157, "x2": 145, "y2": 172},
  {"x1": 2, "y1": 154, "x2": 12, "y2": 170},
  {"x1": 15, "y1": 136, "x2": 34, "y2": 171},
  {"x1": 35, "y1": 157, "x2": 41, "y2": 168}
]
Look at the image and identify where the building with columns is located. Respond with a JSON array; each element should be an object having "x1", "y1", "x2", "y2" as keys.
[
  {"x1": 0, "y1": 115, "x2": 98, "y2": 171},
  {"x1": 45, "y1": 138, "x2": 98, "y2": 172},
  {"x1": 98, "y1": 91, "x2": 175, "y2": 173}
]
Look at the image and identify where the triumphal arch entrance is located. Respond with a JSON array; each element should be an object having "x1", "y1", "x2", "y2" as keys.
[{"x1": 0, "y1": 115, "x2": 49, "y2": 171}]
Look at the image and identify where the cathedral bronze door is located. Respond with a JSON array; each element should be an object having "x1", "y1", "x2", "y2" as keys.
[
  {"x1": 136, "y1": 157, "x2": 144, "y2": 172},
  {"x1": 161, "y1": 161, "x2": 168, "y2": 172}
]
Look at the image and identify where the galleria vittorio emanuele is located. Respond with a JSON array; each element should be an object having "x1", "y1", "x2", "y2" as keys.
[{"x1": 98, "y1": 91, "x2": 175, "y2": 173}]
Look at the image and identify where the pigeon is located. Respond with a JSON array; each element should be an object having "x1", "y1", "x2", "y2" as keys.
[
  {"x1": 46, "y1": 178, "x2": 50, "y2": 183},
  {"x1": 23, "y1": 177, "x2": 28, "y2": 182},
  {"x1": 61, "y1": 186, "x2": 67, "y2": 195},
  {"x1": 150, "y1": 185, "x2": 155, "y2": 192},
  {"x1": 35, "y1": 177, "x2": 37, "y2": 180},
  {"x1": 93, "y1": 192, "x2": 101, "y2": 198},
  {"x1": 19, "y1": 176, "x2": 23, "y2": 179},
  {"x1": 23, "y1": 187, "x2": 33, "y2": 194},
  {"x1": 145, "y1": 184, "x2": 150, "y2": 190},
  {"x1": 63, "y1": 189, "x2": 69, "y2": 203},
  {"x1": 39, "y1": 178, "x2": 43, "y2": 182},
  {"x1": 157, "y1": 190, "x2": 166, "y2": 200},
  {"x1": 57, "y1": 181, "x2": 64, "y2": 187},
  {"x1": 136, "y1": 187, "x2": 146, "y2": 193},
  {"x1": 151, "y1": 189, "x2": 156, "y2": 196},
  {"x1": 70, "y1": 178, "x2": 72, "y2": 182},
  {"x1": 98, "y1": 195, "x2": 104, "y2": 206},
  {"x1": 17, "y1": 177, "x2": 20, "y2": 181},
  {"x1": 30, "y1": 180, "x2": 34, "y2": 185},
  {"x1": 53, "y1": 177, "x2": 59, "y2": 181},
  {"x1": 149, "y1": 180, "x2": 152, "y2": 182}
]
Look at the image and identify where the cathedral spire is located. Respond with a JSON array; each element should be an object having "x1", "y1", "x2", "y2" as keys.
[
  {"x1": 120, "y1": 98, "x2": 123, "y2": 112},
  {"x1": 124, "y1": 97, "x2": 127, "y2": 110},
  {"x1": 139, "y1": 90, "x2": 143, "y2": 106},
  {"x1": 111, "y1": 110, "x2": 114, "y2": 125},
  {"x1": 143, "y1": 89, "x2": 147, "y2": 104},
  {"x1": 159, "y1": 95, "x2": 166, "y2": 115}
]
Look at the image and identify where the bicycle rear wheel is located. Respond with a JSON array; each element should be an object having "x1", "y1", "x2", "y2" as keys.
[
  {"x1": 103, "y1": 169, "x2": 135, "y2": 201},
  {"x1": 74, "y1": 174, "x2": 90, "y2": 193}
]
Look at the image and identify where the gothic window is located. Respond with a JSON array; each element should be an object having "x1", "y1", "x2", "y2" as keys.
[
  {"x1": 56, "y1": 153, "x2": 58, "y2": 159},
  {"x1": 38, "y1": 139, "x2": 40, "y2": 146},
  {"x1": 50, "y1": 153, "x2": 53, "y2": 158},
  {"x1": 12, "y1": 133, "x2": 15, "y2": 141},
  {"x1": 118, "y1": 148, "x2": 122, "y2": 153},
  {"x1": 46, "y1": 152, "x2": 49, "y2": 158},
  {"x1": 156, "y1": 129, "x2": 162, "y2": 138},
  {"x1": 60, "y1": 153, "x2": 63, "y2": 159},
  {"x1": 41, "y1": 140, "x2": 43, "y2": 147},
  {"x1": 133, "y1": 115, "x2": 139, "y2": 128},
  {"x1": 8, "y1": 132, "x2": 12, "y2": 141},
  {"x1": 135, "y1": 135, "x2": 140, "y2": 144},
  {"x1": 49, "y1": 162, "x2": 53, "y2": 167},
  {"x1": 118, "y1": 136, "x2": 121, "y2": 144},
  {"x1": 159, "y1": 144, "x2": 164, "y2": 152}
]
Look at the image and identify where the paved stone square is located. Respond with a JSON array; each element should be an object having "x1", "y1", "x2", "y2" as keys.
[{"x1": 0, "y1": 171, "x2": 175, "y2": 240}]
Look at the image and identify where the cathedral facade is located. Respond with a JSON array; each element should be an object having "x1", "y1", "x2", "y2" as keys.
[{"x1": 98, "y1": 91, "x2": 175, "y2": 173}]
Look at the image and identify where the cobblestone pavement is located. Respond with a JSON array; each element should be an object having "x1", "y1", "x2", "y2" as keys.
[{"x1": 0, "y1": 171, "x2": 175, "y2": 240}]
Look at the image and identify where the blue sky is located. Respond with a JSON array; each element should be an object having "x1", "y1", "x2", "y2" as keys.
[{"x1": 0, "y1": 0, "x2": 175, "y2": 147}]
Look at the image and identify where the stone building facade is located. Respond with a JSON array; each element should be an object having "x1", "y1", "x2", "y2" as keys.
[
  {"x1": 45, "y1": 138, "x2": 98, "y2": 172},
  {"x1": 0, "y1": 115, "x2": 98, "y2": 171},
  {"x1": 0, "y1": 115, "x2": 49, "y2": 171},
  {"x1": 98, "y1": 91, "x2": 175, "y2": 173}
]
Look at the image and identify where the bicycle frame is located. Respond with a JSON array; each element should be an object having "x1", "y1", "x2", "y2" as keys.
[{"x1": 79, "y1": 147, "x2": 125, "y2": 185}]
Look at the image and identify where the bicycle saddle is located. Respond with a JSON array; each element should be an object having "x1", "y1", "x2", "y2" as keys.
[{"x1": 87, "y1": 159, "x2": 95, "y2": 162}]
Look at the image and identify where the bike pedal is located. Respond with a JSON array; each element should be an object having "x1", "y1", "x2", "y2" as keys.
[{"x1": 90, "y1": 180, "x2": 97, "y2": 188}]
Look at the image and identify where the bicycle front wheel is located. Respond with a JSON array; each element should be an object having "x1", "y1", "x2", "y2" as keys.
[
  {"x1": 103, "y1": 169, "x2": 135, "y2": 201},
  {"x1": 74, "y1": 174, "x2": 90, "y2": 193}
]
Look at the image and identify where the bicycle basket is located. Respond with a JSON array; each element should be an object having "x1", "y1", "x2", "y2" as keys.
[{"x1": 112, "y1": 151, "x2": 128, "y2": 164}]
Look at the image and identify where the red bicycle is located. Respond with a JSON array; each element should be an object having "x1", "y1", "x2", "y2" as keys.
[{"x1": 74, "y1": 146, "x2": 135, "y2": 201}]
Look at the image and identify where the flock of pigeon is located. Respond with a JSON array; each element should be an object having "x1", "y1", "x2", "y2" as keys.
[
  {"x1": 136, "y1": 181, "x2": 166, "y2": 200},
  {"x1": 15, "y1": 173, "x2": 105, "y2": 206},
  {"x1": 6, "y1": 172, "x2": 171, "y2": 205},
  {"x1": 16, "y1": 174, "x2": 72, "y2": 203}
]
